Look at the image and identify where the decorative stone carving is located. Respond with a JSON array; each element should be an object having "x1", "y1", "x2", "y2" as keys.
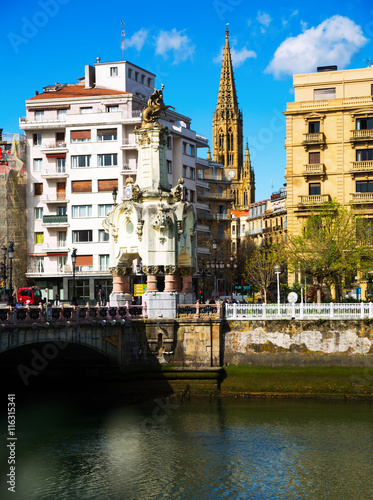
[
  {"x1": 151, "y1": 205, "x2": 173, "y2": 232},
  {"x1": 143, "y1": 265, "x2": 160, "y2": 275},
  {"x1": 164, "y1": 265, "x2": 177, "y2": 275},
  {"x1": 109, "y1": 266, "x2": 131, "y2": 276},
  {"x1": 141, "y1": 84, "x2": 176, "y2": 128},
  {"x1": 136, "y1": 220, "x2": 144, "y2": 241}
]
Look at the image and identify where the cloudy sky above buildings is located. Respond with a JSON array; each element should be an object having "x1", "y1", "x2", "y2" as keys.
[{"x1": 1, "y1": 0, "x2": 372, "y2": 200}]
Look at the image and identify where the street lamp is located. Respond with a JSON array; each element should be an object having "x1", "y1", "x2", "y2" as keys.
[
  {"x1": 206, "y1": 240, "x2": 224, "y2": 299},
  {"x1": 7, "y1": 242, "x2": 14, "y2": 306},
  {"x1": 71, "y1": 247, "x2": 77, "y2": 306},
  {"x1": 226, "y1": 254, "x2": 238, "y2": 301},
  {"x1": 112, "y1": 186, "x2": 118, "y2": 205},
  {"x1": 1, "y1": 244, "x2": 7, "y2": 299},
  {"x1": 197, "y1": 262, "x2": 211, "y2": 303},
  {"x1": 274, "y1": 264, "x2": 281, "y2": 314}
]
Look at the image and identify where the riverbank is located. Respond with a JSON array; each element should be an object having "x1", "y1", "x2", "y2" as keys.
[{"x1": 219, "y1": 365, "x2": 373, "y2": 400}]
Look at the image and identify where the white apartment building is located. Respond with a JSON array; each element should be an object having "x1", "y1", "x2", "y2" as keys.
[{"x1": 20, "y1": 59, "x2": 209, "y2": 304}]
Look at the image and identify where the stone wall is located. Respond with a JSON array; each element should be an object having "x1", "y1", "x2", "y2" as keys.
[{"x1": 223, "y1": 320, "x2": 373, "y2": 366}]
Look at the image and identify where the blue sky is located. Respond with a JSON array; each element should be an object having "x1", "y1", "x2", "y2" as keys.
[{"x1": 1, "y1": 0, "x2": 372, "y2": 200}]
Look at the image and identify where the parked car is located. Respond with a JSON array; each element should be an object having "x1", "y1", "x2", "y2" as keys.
[{"x1": 17, "y1": 287, "x2": 42, "y2": 305}]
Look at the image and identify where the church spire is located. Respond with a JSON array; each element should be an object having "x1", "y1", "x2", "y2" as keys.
[
  {"x1": 244, "y1": 142, "x2": 251, "y2": 170},
  {"x1": 217, "y1": 27, "x2": 238, "y2": 111}
]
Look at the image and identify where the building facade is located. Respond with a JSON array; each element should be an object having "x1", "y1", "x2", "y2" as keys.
[
  {"x1": 20, "y1": 60, "x2": 209, "y2": 303},
  {"x1": 285, "y1": 65, "x2": 373, "y2": 288}
]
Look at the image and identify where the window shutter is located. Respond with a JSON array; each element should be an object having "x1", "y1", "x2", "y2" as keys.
[
  {"x1": 71, "y1": 130, "x2": 91, "y2": 140},
  {"x1": 98, "y1": 129, "x2": 117, "y2": 136},
  {"x1": 314, "y1": 88, "x2": 336, "y2": 100},
  {"x1": 75, "y1": 255, "x2": 93, "y2": 266},
  {"x1": 98, "y1": 179, "x2": 118, "y2": 192},
  {"x1": 71, "y1": 180, "x2": 92, "y2": 193}
]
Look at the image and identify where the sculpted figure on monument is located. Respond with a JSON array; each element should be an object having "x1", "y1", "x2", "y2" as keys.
[{"x1": 142, "y1": 84, "x2": 175, "y2": 127}]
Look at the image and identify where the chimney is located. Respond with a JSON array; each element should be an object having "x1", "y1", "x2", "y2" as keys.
[{"x1": 85, "y1": 65, "x2": 96, "y2": 89}]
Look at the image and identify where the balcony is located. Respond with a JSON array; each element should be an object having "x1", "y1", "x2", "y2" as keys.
[
  {"x1": 121, "y1": 164, "x2": 137, "y2": 174},
  {"x1": 198, "y1": 193, "x2": 235, "y2": 201},
  {"x1": 349, "y1": 161, "x2": 373, "y2": 176},
  {"x1": 302, "y1": 163, "x2": 325, "y2": 179},
  {"x1": 216, "y1": 213, "x2": 229, "y2": 220},
  {"x1": 42, "y1": 245, "x2": 69, "y2": 253},
  {"x1": 42, "y1": 215, "x2": 68, "y2": 227},
  {"x1": 41, "y1": 194, "x2": 68, "y2": 204},
  {"x1": 121, "y1": 138, "x2": 137, "y2": 149},
  {"x1": 302, "y1": 132, "x2": 325, "y2": 150},
  {"x1": 41, "y1": 142, "x2": 68, "y2": 154},
  {"x1": 350, "y1": 192, "x2": 373, "y2": 204},
  {"x1": 298, "y1": 194, "x2": 331, "y2": 207},
  {"x1": 41, "y1": 167, "x2": 69, "y2": 179},
  {"x1": 350, "y1": 129, "x2": 373, "y2": 144}
]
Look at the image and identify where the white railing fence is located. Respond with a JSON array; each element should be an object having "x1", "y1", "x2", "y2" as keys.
[{"x1": 225, "y1": 302, "x2": 373, "y2": 320}]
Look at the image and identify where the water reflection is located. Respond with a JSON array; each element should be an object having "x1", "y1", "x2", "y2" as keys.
[{"x1": 1, "y1": 399, "x2": 373, "y2": 499}]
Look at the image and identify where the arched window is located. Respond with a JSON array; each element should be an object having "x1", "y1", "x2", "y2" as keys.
[
  {"x1": 218, "y1": 129, "x2": 224, "y2": 151},
  {"x1": 227, "y1": 128, "x2": 234, "y2": 151}
]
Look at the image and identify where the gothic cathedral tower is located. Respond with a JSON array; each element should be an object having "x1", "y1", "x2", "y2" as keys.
[{"x1": 212, "y1": 28, "x2": 255, "y2": 207}]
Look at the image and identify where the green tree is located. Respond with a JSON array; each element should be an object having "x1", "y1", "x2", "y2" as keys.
[
  {"x1": 287, "y1": 200, "x2": 373, "y2": 303},
  {"x1": 244, "y1": 244, "x2": 286, "y2": 303}
]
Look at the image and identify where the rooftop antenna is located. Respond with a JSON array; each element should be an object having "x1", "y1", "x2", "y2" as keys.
[
  {"x1": 121, "y1": 20, "x2": 126, "y2": 61},
  {"x1": 271, "y1": 179, "x2": 274, "y2": 191}
]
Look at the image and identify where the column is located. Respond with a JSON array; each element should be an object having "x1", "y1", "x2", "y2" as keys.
[
  {"x1": 143, "y1": 266, "x2": 159, "y2": 292},
  {"x1": 110, "y1": 267, "x2": 131, "y2": 294},
  {"x1": 164, "y1": 266, "x2": 178, "y2": 292}
]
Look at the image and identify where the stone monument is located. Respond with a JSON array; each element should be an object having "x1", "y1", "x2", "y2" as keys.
[{"x1": 103, "y1": 85, "x2": 196, "y2": 318}]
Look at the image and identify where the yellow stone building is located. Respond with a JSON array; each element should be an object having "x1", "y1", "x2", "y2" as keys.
[{"x1": 285, "y1": 65, "x2": 373, "y2": 294}]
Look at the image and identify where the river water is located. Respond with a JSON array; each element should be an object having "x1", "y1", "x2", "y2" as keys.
[{"x1": 2, "y1": 397, "x2": 373, "y2": 499}]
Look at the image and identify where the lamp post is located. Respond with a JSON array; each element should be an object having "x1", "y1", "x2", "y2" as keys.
[
  {"x1": 274, "y1": 264, "x2": 281, "y2": 315},
  {"x1": 206, "y1": 240, "x2": 224, "y2": 299},
  {"x1": 7, "y1": 242, "x2": 14, "y2": 306},
  {"x1": 71, "y1": 247, "x2": 77, "y2": 306},
  {"x1": 112, "y1": 186, "x2": 118, "y2": 205},
  {"x1": 197, "y1": 262, "x2": 210, "y2": 303},
  {"x1": 1, "y1": 244, "x2": 7, "y2": 299},
  {"x1": 226, "y1": 254, "x2": 238, "y2": 301}
]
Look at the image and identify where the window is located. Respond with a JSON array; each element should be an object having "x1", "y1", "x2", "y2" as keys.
[
  {"x1": 227, "y1": 128, "x2": 233, "y2": 151},
  {"x1": 98, "y1": 204, "x2": 113, "y2": 217},
  {"x1": 72, "y1": 205, "x2": 92, "y2": 218},
  {"x1": 189, "y1": 190, "x2": 195, "y2": 202},
  {"x1": 219, "y1": 129, "x2": 224, "y2": 150},
  {"x1": 128, "y1": 68, "x2": 133, "y2": 79},
  {"x1": 57, "y1": 109, "x2": 66, "y2": 121},
  {"x1": 356, "y1": 180, "x2": 373, "y2": 193},
  {"x1": 35, "y1": 232, "x2": 44, "y2": 244},
  {"x1": 167, "y1": 136, "x2": 172, "y2": 149},
  {"x1": 33, "y1": 133, "x2": 42, "y2": 146},
  {"x1": 71, "y1": 155, "x2": 91, "y2": 168},
  {"x1": 99, "y1": 229, "x2": 110, "y2": 242},
  {"x1": 135, "y1": 71, "x2": 139, "y2": 81},
  {"x1": 147, "y1": 77, "x2": 152, "y2": 87},
  {"x1": 71, "y1": 180, "x2": 92, "y2": 193},
  {"x1": 182, "y1": 142, "x2": 187, "y2": 154},
  {"x1": 356, "y1": 149, "x2": 373, "y2": 161},
  {"x1": 98, "y1": 154, "x2": 117, "y2": 167},
  {"x1": 309, "y1": 121, "x2": 320, "y2": 133},
  {"x1": 57, "y1": 158, "x2": 65, "y2": 173},
  {"x1": 110, "y1": 66, "x2": 118, "y2": 77},
  {"x1": 309, "y1": 183, "x2": 321, "y2": 195},
  {"x1": 218, "y1": 225, "x2": 224, "y2": 239},
  {"x1": 56, "y1": 132, "x2": 65, "y2": 144},
  {"x1": 314, "y1": 88, "x2": 336, "y2": 100},
  {"x1": 75, "y1": 255, "x2": 93, "y2": 271},
  {"x1": 98, "y1": 179, "x2": 118, "y2": 192},
  {"x1": 58, "y1": 256, "x2": 67, "y2": 272},
  {"x1": 80, "y1": 107, "x2": 93, "y2": 114},
  {"x1": 309, "y1": 152, "x2": 320, "y2": 164},
  {"x1": 33, "y1": 158, "x2": 42, "y2": 171},
  {"x1": 97, "y1": 129, "x2": 117, "y2": 141},
  {"x1": 58, "y1": 232, "x2": 66, "y2": 247},
  {"x1": 189, "y1": 145, "x2": 195, "y2": 156},
  {"x1": 58, "y1": 206, "x2": 66, "y2": 216},
  {"x1": 36, "y1": 257, "x2": 44, "y2": 272},
  {"x1": 100, "y1": 255, "x2": 110, "y2": 271},
  {"x1": 72, "y1": 230, "x2": 93, "y2": 243},
  {"x1": 35, "y1": 207, "x2": 43, "y2": 219},
  {"x1": 356, "y1": 118, "x2": 373, "y2": 130},
  {"x1": 35, "y1": 110, "x2": 44, "y2": 122},
  {"x1": 107, "y1": 105, "x2": 119, "y2": 113},
  {"x1": 167, "y1": 160, "x2": 172, "y2": 174},
  {"x1": 218, "y1": 186, "x2": 223, "y2": 197},
  {"x1": 198, "y1": 169, "x2": 204, "y2": 180},
  {"x1": 189, "y1": 167, "x2": 195, "y2": 180},
  {"x1": 141, "y1": 75, "x2": 145, "y2": 84},
  {"x1": 34, "y1": 183, "x2": 43, "y2": 195},
  {"x1": 182, "y1": 165, "x2": 187, "y2": 177},
  {"x1": 71, "y1": 130, "x2": 91, "y2": 142}
]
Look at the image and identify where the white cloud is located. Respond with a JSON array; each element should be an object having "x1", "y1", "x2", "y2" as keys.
[
  {"x1": 123, "y1": 29, "x2": 149, "y2": 51},
  {"x1": 155, "y1": 29, "x2": 195, "y2": 64},
  {"x1": 266, "y1": 15, "x2": 367, "y2": 79},
  {"x1": 257, "y1": 11, "x2": 272, "y2": 33},
  {"x1": 282, "y1": 10, "x2": 298, "y2": 28}
]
